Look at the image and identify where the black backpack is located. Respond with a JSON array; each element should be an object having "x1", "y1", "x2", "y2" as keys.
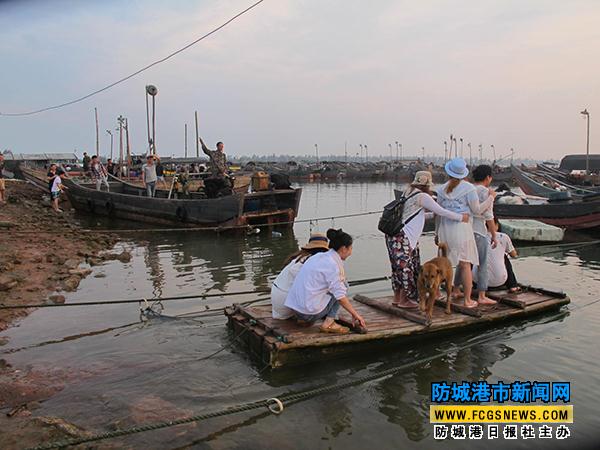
[{"x1": 378, "y1": 192, "x2": 421, "y2": 236}]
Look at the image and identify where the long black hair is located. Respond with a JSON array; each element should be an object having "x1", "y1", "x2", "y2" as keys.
[{"x1": 327, "y1": 228, "x2": 353, "y2": 250}]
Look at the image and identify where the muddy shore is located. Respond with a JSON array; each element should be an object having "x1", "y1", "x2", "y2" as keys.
[{"x1": 0, "y1": 180, "x2": 127, "y2": 448}]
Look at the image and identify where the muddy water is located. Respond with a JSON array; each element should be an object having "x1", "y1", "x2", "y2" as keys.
[{"x1": 1, "y1": 181, "x2": 599, "y2": 449}]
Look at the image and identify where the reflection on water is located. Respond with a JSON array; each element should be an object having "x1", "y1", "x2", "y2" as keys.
[{"x1": 1, "y1": 181, "x2": 599, "y2": 449}]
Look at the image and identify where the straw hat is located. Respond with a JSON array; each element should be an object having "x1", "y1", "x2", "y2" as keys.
[
  {"x1": 444, "y1": 157, "x2": 469, "y2": 179},
  {"x1": 301, "y1": 232, "x2": 329, "y2": 250},
  {"x1": 411, "y1": 171, "x2": 433, "y2": 187}
]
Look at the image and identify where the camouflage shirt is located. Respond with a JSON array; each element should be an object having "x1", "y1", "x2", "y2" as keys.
[{"x1": 201, "y1": 143, "x2": 227, "y2": 177}]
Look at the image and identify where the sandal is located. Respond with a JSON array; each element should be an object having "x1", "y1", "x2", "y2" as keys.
[
  {"x1": 464, "y1": 300, "x2": 479, "y2": 308},
  {"x1": 320, "y1": 322, "x2": 350, "y2": 334},
  {"x1": 394, "y1": 301, "x2": 419, "y2": 309}
]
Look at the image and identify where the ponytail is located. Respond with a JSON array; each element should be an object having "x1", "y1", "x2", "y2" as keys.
[
  {"x1": 446, "y1": 177, "x2": 461, "y2": 194},
  {"x1": 327, "y1": 228, "x2": 353, "y2": 250}
]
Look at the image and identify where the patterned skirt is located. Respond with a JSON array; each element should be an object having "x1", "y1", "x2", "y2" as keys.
[{"x1": 385, "y1": 231, "x2": 421, "y2": 301}]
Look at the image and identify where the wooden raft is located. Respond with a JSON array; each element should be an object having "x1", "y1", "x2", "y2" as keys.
[{"x1": 224, "y1": 286, "x2": 569, "y2": 369}]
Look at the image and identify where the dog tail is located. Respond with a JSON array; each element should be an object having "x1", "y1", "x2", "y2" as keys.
[{"x1": 437, "y1": 242, "x2": 448, "y2": 258}]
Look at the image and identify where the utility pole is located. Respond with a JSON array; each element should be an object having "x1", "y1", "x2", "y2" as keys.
[
  {"x1": 460, "y1": 138, "x2": 463, "y2": 157},
  {"x1": 510, "y1": 147, "x2": 515, "y2": 165},
  {"x1": 184, "y1": 123, "x2": 188, "y2": 158},
  {"x1": 315, "y1": 144, "x2": 319, "y2": 164},
  {"x1": 365, "y1": 144, "x2": 368, "y2": 162},
  {"x1": 468, "y1": 143, "x2": 472, "y2": 167},
  {"x1": 395, "y1": 141, "x2": 399, "y2": 161},
  {"x1": 388, "y1": 143, "x2": 393, "y2": 161},
  {"x1": 400, "y1": 143, "x2": 403, "y2": 161},
  {"x1": 360, "y1": 144, "x2": 363, "y2": 162},
  {"x1": 117, "y1": 115, "x2": 125, "y2": 178},
  {"x1": 194, "y1": 111, "x2": 200, "y2": 158},
  {"x1": 344, "y1": 141, "x2": 348, "y2": 163},
  {"x1": 581, "y1": 109, "x2": 590, "y2": 174},
  {"x1": 444, "y1": 141, "x2": 448, "y2": 162},
  {"x1": 125, "y1": 118, "x2": 131, "y2": 178},
  {"x1": 94, "y1": 107, "x2": 100, "y2": 157},
  {"x1": 491, "y1": 144, "x2": 496, "y2": 164},
  {"x1": 479, "y1": 144, "x2": 483, "y2": 162},
  {"x1": 106, "y1": 130, "x2": 113, "y2": 159},
  {"x1": 422, "y1": 146, "x2": 425, "y2": 160}
]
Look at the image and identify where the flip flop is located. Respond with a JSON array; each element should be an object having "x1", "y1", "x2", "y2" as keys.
[
  {"x1": 478, "y1": 298, "x2": 497, "y2": 306},
  {"x1": 464, "y1": 301, "x2": 479, "y2": 308},
  {"x1": 394, "y1": 302, "x2": 419, "y2": 309},
  {"x1": 320, "y1": 323, "x2": 350, "y2": 334}
]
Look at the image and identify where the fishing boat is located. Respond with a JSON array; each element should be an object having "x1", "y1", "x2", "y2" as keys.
[
  {"x1": 21, "y1": 168, "x2": 302, "y2": 228},
  {"x1": 511, "y1": 165, "x2": 599, "y2": 200},
  {"x1": 225, "y1": 286, "x2": 569, "y2": 368}
]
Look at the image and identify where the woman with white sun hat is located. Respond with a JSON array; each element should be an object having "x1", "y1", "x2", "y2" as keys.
[{"x1": 436, "y1": 158, "x2": 496, "y2": 308}]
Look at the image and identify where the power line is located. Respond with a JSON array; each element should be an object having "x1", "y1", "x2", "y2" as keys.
[{"x1": 0, "y1": 0, "x2": 266, "y2": 117}]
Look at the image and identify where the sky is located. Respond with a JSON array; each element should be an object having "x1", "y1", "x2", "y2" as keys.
[{"x1": 1, "y1": 0, "x2": 599, "y2": 161}]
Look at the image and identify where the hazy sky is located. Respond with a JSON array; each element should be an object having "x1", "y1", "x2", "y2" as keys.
[{"x1": 1, "y1": 0, "x2": 599, "y2": 160}]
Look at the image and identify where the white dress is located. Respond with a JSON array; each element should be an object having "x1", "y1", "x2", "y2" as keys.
[{"x1": 435, "y1": 181, "x2": 494, "y2": 266}]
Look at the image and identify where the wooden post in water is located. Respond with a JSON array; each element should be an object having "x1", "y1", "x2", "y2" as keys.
[
  {"x1": 184, "y1": 123, "x2": 188, "y2": 158},
  {"x1": 195, "y1": 111, "x2": 199, "y2": 157},
  {"x1": 94, "y1": 107, "x2": 100, "y2": 158}
]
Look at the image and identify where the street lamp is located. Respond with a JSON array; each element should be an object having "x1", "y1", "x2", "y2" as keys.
[
  {"x1": 444, "y1": 141, "x2": 448, "y2": 162},
  {"x1": 399, "y1": 143, "x2": 403, "y2": 161},
  {"x1": 422, "y1": 146, "x2": 425, "y2": 160},
  {"x1": 359, "y1": 144, "x2": 364, "y2": 162},
  {"x1": 364, "y1": 144, "x2": 369, "y2": 162},
  {"x1": 388, "y1": 143, "x2": 393, "y2": 161},
  {"x1": 314, "y1": 144, "x2": 319, "y2": 164},
  {"x1": 105, "y1": 130, "x2": 113, "y2": 159},
  {"x1": 478, "y1": 144, "x2": 483, "y2": 162},
  {"x1": 468, "y1": 143, "x2": 472, "y2": 167},
  {"x1": 581, "y1": 109, "x2": 590, "y2": 174},
  {"x1": 491, "y1": 144, "x2": 496, "y2": 164},
  {"x1": 395, "y1": 141, "x2": 399, "y2": 161},
  {"x1": 460, "y1": 138, "x2": 464, "y2": 157}
]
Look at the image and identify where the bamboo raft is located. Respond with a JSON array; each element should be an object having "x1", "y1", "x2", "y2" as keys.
[{"x1": 225, "y1": 286, "x2": 569, "y2": 368}]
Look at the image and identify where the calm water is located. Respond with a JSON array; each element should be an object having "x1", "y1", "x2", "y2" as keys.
[{"x1": 1, "y1": 181, "x2": 599, "y2": 449}]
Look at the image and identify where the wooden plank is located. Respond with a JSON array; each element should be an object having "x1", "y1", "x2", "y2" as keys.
[
  {"x1": 434, "y1": 298, "x2": 483, "y2": 318},
  {"x1": 354, "y1": 294, "x2": 431, "y2": 326}
]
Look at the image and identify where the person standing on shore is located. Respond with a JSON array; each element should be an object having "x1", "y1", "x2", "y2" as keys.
[
  {"x1": 0, "y1": 153, "x2": 6, "y2": 205},
  {"x1": 142, "y1": 154, "x2": 160, "y2": 197},
  {"x1": 47, "y1": 164, "x2": 57, "y2": 193},
  {"x1": 199, "y1": 138, "x2": 228, "y2": 178},
  {"x1": 90, "y1": 155, "x2": 110, "y2": 192},
  {"x1": 51, "y1": 169, "x2": 68, "y2": 213}
]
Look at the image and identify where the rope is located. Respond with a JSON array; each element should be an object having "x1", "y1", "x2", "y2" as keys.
[
  {"x1": 0, "y1": 276, "x2": 389, "y2": 310},
  {"x1": 22, "y1": 334, "x2": 504, "y2": 450},
  {"x1": 5, "y1": 210, "x2": 384, "y2": 234},
  {"x1": 0, "y1": 0, "x2": 267, "y2": 117}
]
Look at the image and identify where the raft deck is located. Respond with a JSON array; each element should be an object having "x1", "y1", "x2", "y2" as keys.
[{"x1": 225, "y1": 287, "x2": 569, "y2": 368}]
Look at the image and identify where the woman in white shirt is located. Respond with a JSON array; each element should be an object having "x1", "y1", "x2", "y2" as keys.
[
  {"x1": 271, "y1": 233, "x2": 330, "y2": 319},
  {"x1": 285, "y1": 229, "x2": 366, "y2": 334},
  {"x1": 386, "y1": 171, "x2": 469, "y2": 308},
  {"x1": 436, "y1": 158, "x2": 495, "y2": 308}
]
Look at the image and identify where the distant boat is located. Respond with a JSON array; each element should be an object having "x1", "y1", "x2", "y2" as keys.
[
  {"x1": 21, "y1": 168, "x2": 302, "y2": 229},
  {"x1": 510, "y1": 165, "x2": 599, "y2": 200}
]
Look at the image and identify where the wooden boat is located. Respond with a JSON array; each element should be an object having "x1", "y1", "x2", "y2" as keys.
[
  {"x1": 21, "y1": 168, "x2": 302, "y2": 228},
  {"x1": 225, "y1": 286, "x2": 569, "y2": 368},
  {"x1": 511, "y1": 165, "x2": 599, "y2": 200}
]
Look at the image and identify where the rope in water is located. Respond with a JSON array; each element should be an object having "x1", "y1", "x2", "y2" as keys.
[
  {"x1": 24, "y1": 335, "x2": 499, "y2": 450},
  {"x1": 0, "y1": 276, "x2": 389, "y2": 310},
  {"x1": 5, "y1": 209, "x2": 384, "y2": 234}
]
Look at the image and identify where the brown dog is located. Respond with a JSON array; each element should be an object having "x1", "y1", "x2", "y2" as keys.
[{"x1": 418, "y1": 243, "x2": 454, "y2": 320}]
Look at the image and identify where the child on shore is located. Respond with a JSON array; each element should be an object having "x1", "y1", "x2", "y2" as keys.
[{"x1": 51, "y1": 170, "x2": 67, "y2": 213}]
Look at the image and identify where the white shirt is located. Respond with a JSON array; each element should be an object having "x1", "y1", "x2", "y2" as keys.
[
  {"x1": 285, "y1": 249, "x2": 347, "y2": 315},
  {"x1": 473, "y1": 184, "x2": 494, "y2": 237},
  {"x1": 401, "y1": 190, "x2": 464, "y2": 249},
  {"x1": 485, "y1": 232, "x2": 515, "y2": 287},
  {"x1": 271, "y1": 256, "x2": 308, "y2": 319},
  {"x1": 51, "y1": 176, "x2": 62, "y2": 193}
]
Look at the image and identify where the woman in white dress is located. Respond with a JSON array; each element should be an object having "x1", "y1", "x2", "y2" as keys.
[
  {"x1": 271, "y1": 233, "x2": 329, "y2": 319},
  {"x1": 385, "y1": 171, "x2": 469, "y2": 308},
  {"x1": 436, "y1": 158, "x2": 496, "y2": 308}
]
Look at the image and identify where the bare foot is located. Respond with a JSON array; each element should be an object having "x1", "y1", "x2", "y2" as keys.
[
  {"x1": 452, "y1": 291, "x2": 464, "y2": 300},
  {"x1": 464, "y1": 299, "x2": 478, "y2": 308},
  {"x1": 478, "y1": 296, "x2": 497, "y2": 306}
]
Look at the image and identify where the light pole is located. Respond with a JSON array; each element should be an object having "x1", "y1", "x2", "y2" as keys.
[
  {"x1": 581, "y1": 109, "x2": 590, "y2": 174},
  {"x1": 422, "y1": 146, "x2": 425, "y2": 160},
  {"x1": 460, "y1": 138, "x2": 464, "y2": 157},
  {"x1": 365, "y1": 145, "x2": 369, "y2": 162},
  {"x1": 510, "y1": 147, "x2": 515, "y2": 165},
  {"x1": 478, "y1": 144, "x2": 483, "y2": 162},
  {"x1": 117, "y1": 116, "x2": 125, "y2": 177},
  {"x1": 468, "y1": 143, "x2": 472, "y2": 167},
  {"x1": 314, "y1": 144, "x2": 319, "y2": 164},
  {"x1": 359, "y1": 144, "x2": 364, "y2": 162},
  {"x1": 444, "y1": 141, "x2": 448, "y2": 162},
  {"x1": 395, "y1": 141, "x2": 399, "y2": 161},
  {"x1": 491, "y1": 144, "x2": 496, "y2": 164},
  {"x1": 388, "y1": 143, "x2": 393, "y2": 161},
  {"x1": 105, "y1": 130, "x2": 113, "y2": 159},
  {"x1": 400, "y1": 143, "x2": 403, "y2": 161}
]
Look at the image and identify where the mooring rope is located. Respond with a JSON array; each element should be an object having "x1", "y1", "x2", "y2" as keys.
[
  {"x1": 5, "y1": 209, "x2": 384, "y2": 234},
  {"x1": 0, "y1": 276, "x2": 389, "y2": 310},
  {"x1": 20, "y1": 333, "x2": 516, "y2": 450}
]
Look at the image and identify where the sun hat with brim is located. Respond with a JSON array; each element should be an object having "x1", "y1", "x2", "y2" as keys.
[
  {"x1": 411, "y1": 170, "x2": 433, "y2": 187},
  {"x1": 301, "y1": 233, "x2": 329, "y2": 250},
  {"x1": 445, "y1": 157, "x2": 469, "y2": 179}
]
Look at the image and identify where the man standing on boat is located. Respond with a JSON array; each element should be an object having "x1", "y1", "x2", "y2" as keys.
[
  {"x1": 82, "y1": 152, "x2": 91, "y2": 176},
  {"x1": 199, "y1": 138, "x2": 228, "y2": 178},
  {"x1": 142, "y1": 154, "x2": 160, "y2": 197},
  {"x1": 90, "y1": 155, "x2": 110, "y2": 192}
]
